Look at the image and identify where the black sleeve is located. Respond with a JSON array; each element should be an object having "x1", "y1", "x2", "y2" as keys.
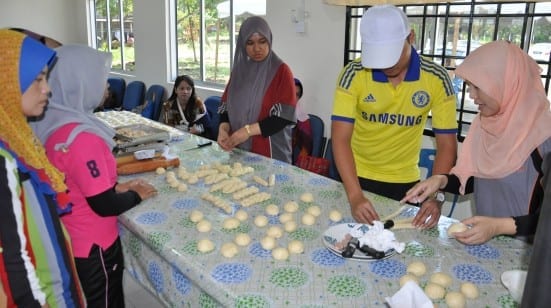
[
  {"x1": 220, "y1": 111, "x2": 229, "y2": 123},
  {"x1": 258, "y1": 116, "x2": 294, "y2": 137},
  {"x1": 513, "y1": 214, "x2": 539, "y2": 236},
  {"x1": 85, "y1": 186, "x2": 142, "y2": 217},
  {"x1": 443, "y1": 174, "x2": 474, "y2": 195}
]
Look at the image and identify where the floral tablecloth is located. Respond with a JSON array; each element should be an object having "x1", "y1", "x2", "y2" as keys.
[{"x1": 115, "y1": 128, "x2": 531, "y2": 308}]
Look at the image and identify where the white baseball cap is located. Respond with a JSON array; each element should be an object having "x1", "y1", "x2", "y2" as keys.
[{"x1": 360, "y1": 5, "x2": 411, "y2": 69}]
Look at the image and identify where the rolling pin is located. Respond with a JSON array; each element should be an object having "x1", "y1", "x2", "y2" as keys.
[
  {"x1": 117, "y1": 157, "x2": 180, "y2": 175},
  {"x1": 116, "y1": 152, "x2": 162, "y2": 166}
]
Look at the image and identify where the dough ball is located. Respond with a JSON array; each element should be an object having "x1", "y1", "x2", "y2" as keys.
[
  {"x1": 234, "y1": 209, "x2": 248, "y2": 222},
  {"x1": 234, "y1": 233, "x2": 251, "y2": 246},
  {"x1": 156, "y1": 167, "x2": 166, "y2": 175},
  {"x1": 196, "y1": 219, "x2": 212, "y2": 232},
  {"x1": 196, "y1": 239, "x2": 215, "y2": 253},
  {"x1": 399, "y1": 274, "x2": 419, "y2": 287},
  {"x1": 284, "y1": 220, "x2": 297, "y2": 233},
  {"x1": 189, "y1": 210, "x2": 204, "y2": 223},
  {"x1": 265, "y1": 204, "x2": 280, "y2": 216},
  {"x1": 328, "y1": 210, "x2": 343, "y2": 222},
  {"x1": 301, "y1": 213, "x2": 316, "y2": 226},
  {"x1": 447, "y1": 222, "x2": 469, "y2": 238},
  {"x1": 166, "y1": 171, "x2": 176, "y2": 179},
  {"x1": 260, "y1": 236, "x2": 276, "y2": 250},
  {"x1": 187, "y1": 175, "x2": 198, "y2": 184},
  {"x1": 287, "y1": 240, "x2": 304, "y2": 254},
  {"x1": 177, "y1": 183, "x2": 188, "y2": 192},
  {"x1": 424, "y1": 283, "x2": 446, "y2": 299},
  {"x1": 283, "y1": 201, "x2": 299, "y2": 213},
  {"x1": 266, "y1": 226, "x2": 283, "y2": 238},
  {"x1": 306, "y1": 205, "x2": 322, "y2": 217},
  {"x1": 220, "y1": 242, "x2": 239, "y2": 258},
  {"x1": 430, "y1": 272, "x2": 453, "y2": 288},
  {"x1": 279, "y1": 213, "x2": 293, "y2": 224},
  {"x1": 407, "y1": 261, "x2": 427, "y2": 277},
  {"x1": 169, "y1": 179, "x2": 180, "y2": 188},
  {"x1": 222, "y1": 217, "x2": 240, "y2": 230},
  {"x1": 300, "y1": 192, "x2": 314, "y2": 203},
  {"x1": 460, "y1": 282, "x2": 479, "y2": 299},
  {"x1": 254, "y1": 215, "x2": 269, "y2": 227},
  {"x1": 272, "y1": 247, "x2": 290, "y2": 260},
  {"x1": 445, "y1": 291, "x2": 466, "y2": 308}
]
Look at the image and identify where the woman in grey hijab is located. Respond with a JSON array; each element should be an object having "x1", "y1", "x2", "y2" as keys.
[
  {"x1": 217, "y1": 16, "x2": 297, "y2": 163},
  {"x1": 30, "y1": 44, "x2": 157, "y2": 307}
]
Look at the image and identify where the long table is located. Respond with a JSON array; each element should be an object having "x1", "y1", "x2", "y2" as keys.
[{"x1": 109, "y1": 113, "x2": 531, "y2": 307}]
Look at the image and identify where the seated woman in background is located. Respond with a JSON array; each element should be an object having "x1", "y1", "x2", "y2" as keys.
[
  {"x1": 217, "y1": 16, "x2": 297, "y2": 163},
  {"x1": 401, "y1": 41, "x2": 551, "y2": 245},
  {"x1": 292, "y1": 77, "x2": 313, "y2": 164},
  {"x1": 160, "y1": 75, "x2": 212, "y2": 139}
]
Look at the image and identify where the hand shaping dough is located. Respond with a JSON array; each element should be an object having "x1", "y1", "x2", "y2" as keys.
[
  {"x1": 234, "y1": 233, "x2": 251, "y2": 246},
  {"x1": 196, "y1": 220, "x2": 212, "y2": 233},
  {"x1": 287, "y1": 240, "x2": 304, "y2": 254},
  {"x1": 254, "y1": 215, "x2": 269, "y2": 228},
  {"x1": 460, "y1": 282, "x2": 479, "y2": 299},
  {"x1": 328, "y1": 210, "x2": 342, "y2": 222},
  {"x1": 424, "y1": 283, "x2": 446, "y2": 300},
  {"x1": 220, "y1": 242, "x2": 239, "y2": 258},
  {"x1": 300, "y1": 192, "x2": 314, "y2": 203},
  {"x1": 430, "y1": 272, "x2": 453, "y2": 288},
  {"x1": 407, "y1": 261, "x2": 427, "y2": 277},
  {"x1": 399, "y1": 274, "x2": 419, "y2": 287},
  {"x1": 196, "y1": 239, "x2": 215, "y2": 253},
  {"x1": 271, "y1": 247, "x2": 290, "y2": 260},
  {"x1": 445, "y1": 291, "x2": 466, "y2": 308},
  {"x1": 447, "y1": 222, "x2": 469, "y2": 238},
  {"x1": 189, "y1": 210, "x2": 204, "y2": 223}
]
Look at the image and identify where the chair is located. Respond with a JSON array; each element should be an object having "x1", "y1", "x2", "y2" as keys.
[
  {"x1": 107, "y1": 77, "x2": 126, "y2": 110},
  {"x1": 308, "y1": 114, "x2": 326, "y2": 158},
  {"x1": 122, "y1": 80, "x2": 146, "y2": 111},
  {"x1": 143, "y1": 84, "x2": 166, "y2": 121},
  {"x1": 419, "y1": 148, "x2": 459, "y2": 217},
  {"x1": 203, "y1": 96, "x2": 222, "y2": 141},
  {"x1": 323, "y1": 138, "x2": 341, "y2": 182}
]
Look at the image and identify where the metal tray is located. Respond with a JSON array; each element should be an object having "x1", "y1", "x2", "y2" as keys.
[{"x1": 114, "y1": 124, "x2": 170, "y2": 148}]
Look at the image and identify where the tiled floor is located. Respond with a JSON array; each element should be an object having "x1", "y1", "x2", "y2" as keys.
[{"x1": 123, "y1": 270, "x2": 165, "y2": 308}]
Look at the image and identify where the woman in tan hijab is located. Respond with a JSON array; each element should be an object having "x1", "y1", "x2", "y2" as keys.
[{"x1": 402, "y1": 40, "x2": 551, "y2": 245}]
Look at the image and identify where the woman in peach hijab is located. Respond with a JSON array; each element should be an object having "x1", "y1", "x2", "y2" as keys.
[{"x1": 402, "y1": 40, "x2": 551, "y2": 245}]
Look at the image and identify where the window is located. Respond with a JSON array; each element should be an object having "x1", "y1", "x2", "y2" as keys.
[
  {"x1": 173, "y1": 0, "x2": 266, "y2": 86},
  {"x1": 344, "y1": 2, "x2": 551, "y2": 140},
  {"x1": 90, "y1": 0, "x2": 135, "y2": 72}
]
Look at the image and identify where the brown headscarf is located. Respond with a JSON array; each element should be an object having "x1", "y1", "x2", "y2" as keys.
[
  {"x1": 0, "y1": 30, "x2": 67, "y2": 197},
  {"x1": 452, "y1": 40, "x2": 551, "y2": 193}
]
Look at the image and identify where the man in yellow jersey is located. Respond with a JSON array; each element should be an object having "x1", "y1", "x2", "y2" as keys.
[{"x1": 331, "y1": 4, "x2": 457, "y2": 228}]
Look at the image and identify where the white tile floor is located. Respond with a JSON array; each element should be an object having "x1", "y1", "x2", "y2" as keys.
[{"x1": 123, "y1": 270, "x2": 165, "y2": 308}]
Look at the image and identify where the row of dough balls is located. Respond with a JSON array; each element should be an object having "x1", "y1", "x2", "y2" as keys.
[{"x1": 401, "y1": 261, "x2": 479, "y2": 308}]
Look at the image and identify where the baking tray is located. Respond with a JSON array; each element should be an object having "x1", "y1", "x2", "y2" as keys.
[{"x1": 114, "y1": 124, "x2": 170, "y2": 148}]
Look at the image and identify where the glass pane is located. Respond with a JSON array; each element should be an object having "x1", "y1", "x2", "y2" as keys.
[
  {"x1": 176, "y1": 0, "x2": 201, "y2": 81},
  {"x1": 122, "y1": 0, "x2": 135, "y2": 71},
  {"x1": 109, "y1": 0, "x2": 123, "y2": 70}
]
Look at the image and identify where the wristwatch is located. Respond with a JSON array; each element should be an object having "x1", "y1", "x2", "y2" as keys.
[{"x1": 433, "y1": 191, "x2": 445, "y2": 203}]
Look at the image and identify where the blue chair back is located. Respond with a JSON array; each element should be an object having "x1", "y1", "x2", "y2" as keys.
[
  {"x1": 419, "y1": 148, "x2": 459, "y2": 217},
  {"x1": 324, "y1": 138, "x2": 341, "y2": 182},
  {"x1": 204, "y1": 96, "x2": 222, "y2": 141},
  {"x1": 122, "y1": 80, "x2": 146, "y2": 111},
  {"x1": 308, "y1": 114, "x2": 326, "y2": 157},
  {"x1": 144, "y1": 84, "x2": 166, "y2": 121},
  {"x1": 107, "y1": 77, "x2": 125, "y2": 109}
]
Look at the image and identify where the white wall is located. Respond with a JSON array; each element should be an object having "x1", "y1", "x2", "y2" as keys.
[{"x1": 0, "y1": 0, "x2": 473, "y2": 219}]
